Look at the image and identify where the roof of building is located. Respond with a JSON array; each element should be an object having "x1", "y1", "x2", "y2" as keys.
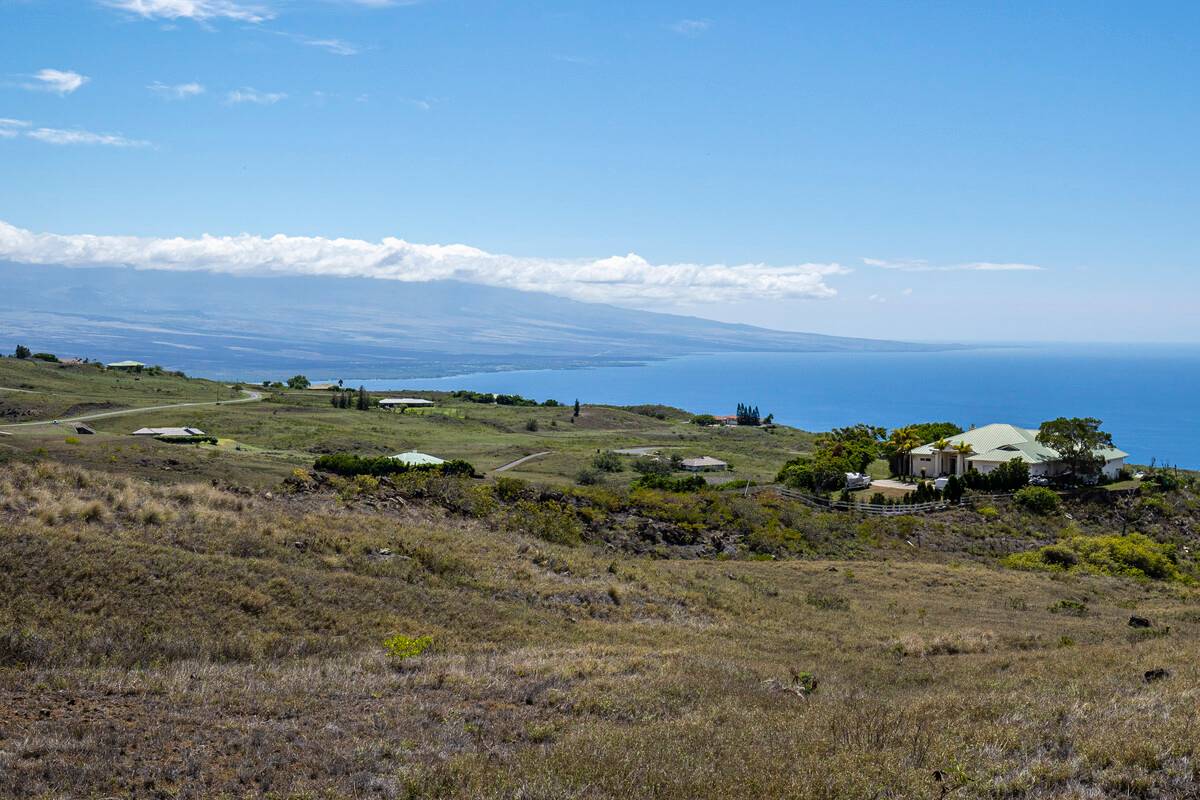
[
  {"x1": 107, "y1": 360, "x2": 146, "y2": 368},
  {"x1": 132, "y1": 427, "x2": 205, "y2": 437},
  {"x1": 913, "y1": 423, "x2": 1128, "y2": 464},
  {"x1": 681, "y1": 456, "x2": 728, "y2": 468},
  {"x1": 390, "y1": 450, "x2": 445, "y2": 465},
  {"x1": 379, "y1": 397, "x2": 435, "y2": 405}
]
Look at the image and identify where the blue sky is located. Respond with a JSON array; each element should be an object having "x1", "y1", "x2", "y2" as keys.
[{"x1": 2, "y1": 0, "x2": 1198, "y2": 341}]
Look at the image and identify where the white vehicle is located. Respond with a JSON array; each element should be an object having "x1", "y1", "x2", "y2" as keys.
[
  {"x1": 934, "y1": 476, "x2": 950, "y2": 491},
  {"x1": 845, "y1": 472, "x2": 872, "y2": 490}
]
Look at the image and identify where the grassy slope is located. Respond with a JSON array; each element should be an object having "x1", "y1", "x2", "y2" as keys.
[{"x1": 2, "y1": 461, "x2": 1198, "y2": 798}]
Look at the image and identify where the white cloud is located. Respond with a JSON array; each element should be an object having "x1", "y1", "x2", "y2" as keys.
[
  {"x1": 148, "y1": 81, "x2": 205, "y2": 98},
  {"x1": 296, "y1": 36, "x2": 360, "y2": 55},
  {"x1": 226, "y1": 87, "x2": 286, "y2": 104},
  {"x1": 867, "y1": 293, "x2": 886, "y2": 303},
  {"x1": 0, "y1": 221, "x2": 847, "y2": 307},
  {"x1": 669, "y1": 19, "x2": 711, "y2": 36},
  {"x1": 104, "y1": 0, "x2": 273, "y2": 22},
  {"x1": 901, "y1": 287, "x2": 913, "y2": 296},
  {"x1": 31, "y1": 69, "x2": 89, "y2": 94},
  {"x1": 0, "y1": 119, "x2": 31, "y2": 138},
  {"x1": 863, "y1": 257, "x2": 1043, "y2": 272},
  {"x1": 24, "y1": 127, "x2": 150, "y2": 147}
]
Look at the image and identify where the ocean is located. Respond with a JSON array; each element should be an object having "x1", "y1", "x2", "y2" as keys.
[{"x1": 343, "y1": 343, "x2": 1200, "y2": 469}]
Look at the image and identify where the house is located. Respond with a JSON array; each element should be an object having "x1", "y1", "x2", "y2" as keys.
[
  {"x1": 713, "y1": 415, "x2": 739, "y2": 426},
  {"x1": 132, "y1": 427, "x2": 205, "y2": 437},
  {"x1": 73, "y1": 423, "x2": 96, "y2": 435},
  {"x1": 107, "y1": 360, "x2": 146, "y2": 370},
  {"x1": 390, "y1": 450, "x2": 445, "y2": 466},
  {"x1": 680, "y1": 456, "x2": 728, "y2": 472},
  {"x1": 908, "y1": 423, "x2": 1128, "y2": 480},
  {"x1": 379, "y1": 398, "x2": 435, "y2": 410}
]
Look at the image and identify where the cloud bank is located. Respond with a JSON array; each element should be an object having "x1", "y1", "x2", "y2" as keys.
[
  {"x1": 226, "y1": 87, "x2": 287, "y2": 104},
  {"x1": 0, "y1": 221, "x2": 846, "y2": 307}
]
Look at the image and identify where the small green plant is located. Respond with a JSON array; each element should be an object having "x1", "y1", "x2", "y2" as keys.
[
  {"x1": 1048, "y1": 599, "x2": 1088, "y2": 616},
  {"x1": 592, "y1": 451, "x2": 623, "y2": 473},
  {"x1": 1014, "y1": 486, "x2": 1061, "y2": 515},
  {"x1": 976, "y1": 505, "x2": 999, "y2": 519},
  {"x1": 383, "y1": 633, "x2": 433, "y2": 663},
  {"x1": 64, "y1": 436, "x2": 80, "y2": 445}
]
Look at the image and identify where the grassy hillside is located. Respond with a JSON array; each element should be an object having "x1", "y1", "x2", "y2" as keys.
[
  {"x1": 4, "y1": 357, "x2": 1200, "y2": 798},
  {"x1": 3, "y1": 461, "x2": 1200, "y2": 798}
]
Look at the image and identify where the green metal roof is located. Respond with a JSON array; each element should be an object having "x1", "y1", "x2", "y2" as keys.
[{"x1": 913, "y1": 423, "x2": 1128, "y2": 464}]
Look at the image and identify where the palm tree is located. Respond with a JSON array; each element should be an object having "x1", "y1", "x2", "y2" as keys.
[
  {"x1": 886, "y1": 427, "x2": 923, "y2": 478},
  {"x1": 953, "y1": 441, "x2": 973, "y2": 476},
  {"x1": 932, "y1": 438, "x2": 951, "y2": 476}
]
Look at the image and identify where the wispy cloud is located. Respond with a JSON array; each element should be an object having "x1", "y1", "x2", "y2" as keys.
[
  {"x1": 148, "y1": 81, "x2": 205, "y2": 99},
  {"x1": 1, "y1": 117, "x2": 148, "y2": 147},
  {"x1": 669, "y1": 19, "x2": 711, "y2": 36},
  {"x1": 28, "y1": 68, "x2": 89, "y2": 95},
  {"x1": 0, "y1": 221, "x2": 848, "y2": 307},
  {"x1": 863, "y1": 257, "x2": 1044, "y2": 272},
  {"x1": 296, "y1": 35, "x2": 360, "y2": 55},
  {"x1": 104, "y1": 0, "x2": 273, "y2": 22},
  {"x1": 24, "y1": 127, "x2": 150, "y2": 147},
  {"x1": 226, "y1": 87, "x2": 286, "y2": 104},
  {"x1": 0, "y1": 119, "x2": 31, "y2": 138}
]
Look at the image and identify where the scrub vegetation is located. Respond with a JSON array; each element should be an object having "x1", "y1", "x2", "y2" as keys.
[{"x1": 3, "y1": 356, "x2": 1200, "y2": 798}]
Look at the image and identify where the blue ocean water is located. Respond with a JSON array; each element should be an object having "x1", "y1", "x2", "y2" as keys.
[{"x1": 346, "y1": 344, "x2": 1200, "y2": 468}]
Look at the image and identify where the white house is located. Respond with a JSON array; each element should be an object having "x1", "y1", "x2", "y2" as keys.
[
  {"x1": 908, "y1": 423, "x2": 1127, "y2": 480},
  {"x1": 132, "y1": 427, "x2": 205, "y2": 437},
  {"x1": 107, "y1": 360, "x2": 146, "y2": 370},
  {"x1": 390, "y1": 451, "x2": 445, "y2": 466},
  {"x1": 379, "y1": 398, "x2": 435, "y2": 410},
  {"x1": 680, "y1": 456, "x2": 728, "y2": 472}
]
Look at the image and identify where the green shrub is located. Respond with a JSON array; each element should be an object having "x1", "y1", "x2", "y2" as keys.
[
  {"x1": 1014, "y1": 486, "x2": 1060, "y2": 515},
  {"x1": 976, "y1": 505, "x2": 999, "y2": 519},
  {"x1": 509, "y1": 500, "x2": 583, "y2": 546},
  {"x1": 592, "y1": 451, "x2": 623, "y2": 473},
  {"x1": 382, "y1": 633, "x2": 432, "y2": 663},
  {"x1": 1003, "y1": 533, "x2": 1188, "y2": 582},
  {"x1": 313, "y1": 453, "x2": 475, "y2": 478},
  {"x1": 631, "y1": 474, "x2": 708, "y2": 493}
]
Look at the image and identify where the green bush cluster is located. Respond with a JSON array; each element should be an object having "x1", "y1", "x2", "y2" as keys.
[
  {"x1": 1014, "y1": 486, "x2": 1061, "y2": 515},
  {"x1": 631, "y1": 474, "x2": 708, "y2": 492},
  {"x1": 1003, "y1": 533, "x2": 1189, "y2": 582},
  {"x1": 156, "y1": 434, "x2": 219, "y2": 445},
  {"x1": 313, "y1": 453, "x2": 476, "y2": 478},
  {"x1": 382, "y1": 633, "x2": 433, "y2": 662}
]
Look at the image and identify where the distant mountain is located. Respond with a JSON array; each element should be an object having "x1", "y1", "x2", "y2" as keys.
[{"x1": 0, "y1": 262, "x2": 960, "y2": 379}]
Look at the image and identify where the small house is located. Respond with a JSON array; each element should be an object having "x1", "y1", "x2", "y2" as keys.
[
  {"x1": 713, "y1": 415, "x2": 739, "y2": 426},
  {"x1": 132, "y1": 427, "x2": 205, "y2": 437},
  {"x1": 107, "y1": 360, "x2": 146, "y2": 371},
  {"x1": 379, "y1": 398, "x2": 435, "y2": 410},
  {"x1": 390, "y1": 451, "x2": 445, "y2": 466},
  {"x1": 680, "y1": 456, "x2": 728, "y2": 472}
]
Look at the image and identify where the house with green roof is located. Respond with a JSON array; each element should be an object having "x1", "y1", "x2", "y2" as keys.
[{"x1": 909, "y1": 423, "x2": 1128, "y2": 480}]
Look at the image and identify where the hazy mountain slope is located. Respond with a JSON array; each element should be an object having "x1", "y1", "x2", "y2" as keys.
[{"x1": 0, "y1": 262, "x2": 954, "y2": 378}]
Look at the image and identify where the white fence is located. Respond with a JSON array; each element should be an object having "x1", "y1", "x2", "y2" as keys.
[{"x1": 769, "y1": 486, "x2": 1018, "y2": 516}]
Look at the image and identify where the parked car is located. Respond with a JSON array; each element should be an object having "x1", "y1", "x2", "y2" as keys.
[
  {"x1": 934, "y1": 476, "x2": 950, "y2": 491},
  {"x1": 845, "y1": 472, "x2": 872, "y2": 490},
  {"x1": 1029, "y1": 475, "x2": 1051, "y2": 486}
]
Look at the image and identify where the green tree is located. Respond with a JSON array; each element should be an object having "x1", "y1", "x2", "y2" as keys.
[
  {"x1": 592, "y1": 451, "x2": 623, "y2": 472},
  {"x1": 883, "y1": 427, "x2": 923, "y2": 477},
  {"x1": 356, "y1": 386, "x2": 369, "y2": 411},
  {"x1": 13, "y1": 344, "x2": 31, "y2": 359},
  {"x1": 573, "y1": 399, "x2": 581, "y2": 417},
  {"x1": 286, "y1": 374, "x2": 311, "y2": 390},
  {"x1": 691, "y1": 414, "x2": 718, "y2": 426},
  {"x1": 1037, "y1": 417, "x2": 1113, "y2": 482},
  {"x1": 1014, "y1": 486, "x2": 1061, "y2": 515}
]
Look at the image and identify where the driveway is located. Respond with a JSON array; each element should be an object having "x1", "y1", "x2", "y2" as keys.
[{"x1": 870, "y1": 478, "x2": 919, "y2": 490}]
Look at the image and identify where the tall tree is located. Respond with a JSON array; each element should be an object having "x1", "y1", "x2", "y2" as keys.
[
  {"x1": 573, "y1": 399, "x2": 581, "y2": 417},
  {"x1": 357, "y1": 386, "x2": 369, "y2": 411},
  {"x1": 1037, "y1": 417, "x2": 1113, "y2": 481},
  {"x1": 286, "y1": 374, "x2": 310, "y2": 390},
  {"x1": 13, "y1": 344, "x2": 31, "y2": 359}
]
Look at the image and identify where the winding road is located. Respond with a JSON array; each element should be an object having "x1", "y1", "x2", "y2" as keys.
[
  {"x1": 0, "y1": 389, "x2": 264, "y2": 429},
  {"x1": 493, "y1": 451, "x2": 551, "y2": 473}
]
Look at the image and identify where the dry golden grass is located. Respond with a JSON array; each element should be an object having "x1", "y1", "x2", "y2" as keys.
[{"x1": 2, "y1": 462, "x2": 1199, "y2": 798}]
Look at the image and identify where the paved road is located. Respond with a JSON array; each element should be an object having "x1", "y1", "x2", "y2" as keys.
[
  {"x1": 493, "y1": 451, "x2": 551, "y2": 473},
  {"x1": 0, "y1": 389, "x2": 263, "y2": 429}
]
